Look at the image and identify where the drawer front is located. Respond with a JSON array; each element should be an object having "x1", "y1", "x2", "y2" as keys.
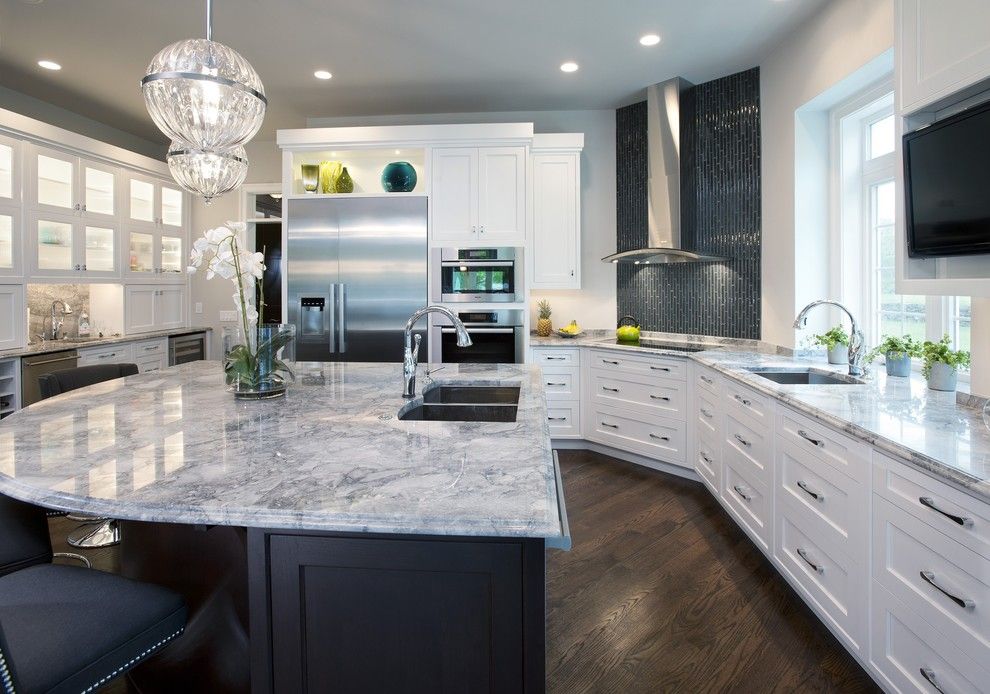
[
  {"x1": 695, "y1": 434, "x2": 720, "y2": 496},
  {"x1": 135, "y1": 354, "x2": 165, "y2": 374},
  {"x1": 874, "y1": 453, "x2": 990, "y2": 559},
  {"x1": 541, "y1": 367, "x2": 580, "y2": 400},
  {"x1": 721, "y1": 450, "x2": 770, "y2": 550},
  {"x1": 78, "y1": 344, "x2": 132, "y2": 366},
  {"x1": 724, "y1": 410, "x2": 771, "y2": 483},
  {"x1": 590, "y1": 405, "x2": 686, "y2": 464},
  {"x1": 776, "y1": 407, "x2": 870, "y2": 484},
  {"x1": 874, "y1": 496, "x2": 990, "y2": 664},
  {"x1": 776, "y1": 506, "x2": 865, "y2": 651},
  {"x1": 776, "y1": 437, "x2": 867, "y2": 556},
  {"x1": 872, "y1": 583, "x2": 989, "y2": 694},
  {"x1": 724, "y1": 379, "x2": 770, "y2": 425},
  {"x1": 696, "y1": 390, "x2": 721, "y2": 439},
  {"x1": 587, "y1": 349, "x2": 686, "y2": 381},
  {"x1": 531, "y1": 347, "x2": 580, "y2": 366},
  {"x1": 546, "y1": 402, "x2": 581, "y2": 438},
  {"x1": 695, "y1": 366, "x2": 720, "y2": 397},
  {"x1": 131, "y1": 339, "x2": 166, "y2": 358},
  {"x1": 589, "y1": 370, "x2": 685, "y2": 420}
]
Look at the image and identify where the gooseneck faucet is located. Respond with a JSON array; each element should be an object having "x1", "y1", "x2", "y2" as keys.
[
  {"x1": 403, "y1": 306, "x2": 472, "y2": 397},
  {"x1": 794, "y1": 299, "x2": 865, "y2": 377},
  {"x1": 47, "y1": 300, "x2": 73, "y2": 341}
]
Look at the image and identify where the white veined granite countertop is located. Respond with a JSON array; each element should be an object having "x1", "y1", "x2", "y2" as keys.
[{"x1": 0, "y1": 327, "x2": 213, "y2": 359}]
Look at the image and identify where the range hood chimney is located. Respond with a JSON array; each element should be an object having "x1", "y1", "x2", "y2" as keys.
[{"x1": 603, "y1": 77, "x2": 728, "y2": 265}]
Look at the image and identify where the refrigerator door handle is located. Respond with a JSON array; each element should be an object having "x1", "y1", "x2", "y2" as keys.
[
  {"x1": 327, "y1": 285, "x2": 337, "y2": 353},
  {"x1": 337, "y1": 283, "x2": 347, "y2": 353}
]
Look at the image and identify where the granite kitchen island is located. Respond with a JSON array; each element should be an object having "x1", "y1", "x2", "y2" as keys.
[{"x1": 0, "y1": 361, "x2": 567, "y2": 693}]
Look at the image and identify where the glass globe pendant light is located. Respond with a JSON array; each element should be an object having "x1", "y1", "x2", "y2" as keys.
[
  {"x1": 141, "y1": 0, "x2": 266, "y2": 151},
  {"x1": 166, "y1": 143, "x2": 248, "y2": 205}
]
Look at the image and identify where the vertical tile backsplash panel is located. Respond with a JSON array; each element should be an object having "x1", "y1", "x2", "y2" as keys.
[{"x1": 616, "y1": 67, "x2": 762, "y2": 339}]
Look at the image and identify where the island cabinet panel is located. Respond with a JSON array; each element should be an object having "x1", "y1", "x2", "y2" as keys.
[{"x1": 250, "y1": 530, "x2": 546, "y2": 694}]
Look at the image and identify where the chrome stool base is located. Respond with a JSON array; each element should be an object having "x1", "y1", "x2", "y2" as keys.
[
  {"x1": 53, "y1": 552, "x2": 92, "y2": 568},
  {"x1": 67, "y1": 519, "x2": 120, "y2": 548}
]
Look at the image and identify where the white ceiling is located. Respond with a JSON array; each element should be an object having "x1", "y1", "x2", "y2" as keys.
[{"x1": 0, "y1": 0, "x2": 827, "y2": 145}]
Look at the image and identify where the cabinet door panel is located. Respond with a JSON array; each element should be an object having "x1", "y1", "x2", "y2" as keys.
[
  {"x1": 0, "y1": 284, "x2": 25, "y2": 350},
  {"x1": 83, "y1": 225, "x2": 117, "y2": 274},
  {"x1": 0, "y1": 135, "x2": 19, "y2": 204},
  {"x1": 532, "y1": 154, "x2": 578, "y2": 287},
  {"x1": 431, "y1": 148, "x2": 477, "y2": 242},
  {"x1": 125, "y1": 286, "x2": 157, "y2": 333},
  {"x1": 478, "y1": 147, "x2": 525, "y2": 243},
  {"x1": 160, "y1": 185, "x2": 183, "y2": 229},
  {"x1": 34, "y1": 215, "x2": 76, "y2": 274},
  {"x1": 128, "y1": 177, "x2": 157, "y2": 224},
  {"x1": 0, "y1": 207, "x2": 21, "y2": 276},
  {"x1": 157, "y1": 287, "x2": 185, "y2": 328},
  {"x1": 128, "y1": 230, "x2": 155, "y2": 276},
  {"x1": 35, "y1": 150, "x2": 76, "y2": 212}
]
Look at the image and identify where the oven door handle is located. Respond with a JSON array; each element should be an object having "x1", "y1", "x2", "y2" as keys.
[
  {"x1": 442, "y1": 261, "x2": 515, "y2": 268},
  {"x1": 441, "y1": 328, "x2": 516, "y2": 334}
]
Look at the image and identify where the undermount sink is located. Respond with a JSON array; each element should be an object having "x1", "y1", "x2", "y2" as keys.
[
  {"x1": 745, "y1": 368, "x2": 863, "y2": 385},
  {"x1": 399, "y1": 384, "x2": 521, "y2": 422},
  {"x1": 59, "y1": 337, "x2": 100, "y2": 343}
]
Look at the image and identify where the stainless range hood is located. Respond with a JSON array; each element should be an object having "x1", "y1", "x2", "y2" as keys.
[{"x1": 603, "y1": 77, "x2": 728, "y2": 265}]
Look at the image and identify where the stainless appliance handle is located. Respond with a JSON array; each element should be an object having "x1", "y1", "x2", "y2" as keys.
[
  {"x1": 441, "y1": 328, "x2": 515, "y2": 334},
  {"x1": 172, "y1": 347, "x2": 201, "y2": 358},
  {"x1": 26, "y1": 355, "x2": 78, "y2": 367},
  {"x1": 327, "y1": 286, "x2": 336, "y2": 354},
  {"x1": 337, "y1": 283, "x2": 347, "y2": 353},
  {"x1": 441, "y1": 260, "x2": 515, "y2": 268}
]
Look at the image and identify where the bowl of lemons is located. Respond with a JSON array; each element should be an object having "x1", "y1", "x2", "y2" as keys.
[{"x1": 557, "y1": 320, "x2": 582, "y2": 338}]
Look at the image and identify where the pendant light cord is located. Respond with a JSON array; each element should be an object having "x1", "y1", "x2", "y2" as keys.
[{"x1": 206, "y1": 0, "x2": 213, "y2": 41}]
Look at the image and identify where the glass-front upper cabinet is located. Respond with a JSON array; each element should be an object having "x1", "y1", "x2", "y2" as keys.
[
  {"x1": 125, "y1": 230, "x2": 184, "y2": 280},
  {"x1": 161, "y1": 185, "x2": 183, "y2": 230},
  {"x1": 0, "y1": 207, "x2": 21, "y2": 276},
  {"x1": 0, "y1": 134, "x2": 20, "y2": 204},
  {"x1": 160, "y1": 235, "x2": 184, "y2": 274},
  {"x1": 127, "y1": 175, "x2": 185, "y2": 231},
  {"x1": 29, "y1": 211, "x2": 117, "y2": 278},
  {"x1": 28, "y1": 144, "x2": 119, "y2": 221},
  {"x1": 83, "y1": 162, "x2": 117, "y2": 219}
]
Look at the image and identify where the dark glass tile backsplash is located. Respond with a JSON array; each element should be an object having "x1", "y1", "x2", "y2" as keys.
[{"x1": 616, "y1": 67, "x2": 761, "y2": 339}]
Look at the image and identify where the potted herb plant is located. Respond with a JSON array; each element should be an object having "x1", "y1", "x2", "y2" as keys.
[
  {"x1": 812, "y1": 326, "x2": 851, "y2": 365},
  {"x1": 921, "y1": 335, "x2": 970, "y2": 392},
  {"x1": 865, "y1": 335, "x2": 922, "y2": 377}
]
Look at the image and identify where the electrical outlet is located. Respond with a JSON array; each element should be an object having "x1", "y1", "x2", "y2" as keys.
[
  {"x1": 219, "y1": 310, "x2": 238, "y2": 322},
  {"x1": 195, "y1": 302, "x2": 203, "y2": 314}
]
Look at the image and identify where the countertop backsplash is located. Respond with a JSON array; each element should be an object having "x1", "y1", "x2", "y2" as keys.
[{"x1": 26, "y1": 284, "x2": 90, "y2": 342}]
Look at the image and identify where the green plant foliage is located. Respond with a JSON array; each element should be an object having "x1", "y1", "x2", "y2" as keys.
[
  {"x1": 921, "y1": 334, "x2": 971, "y2": 379},
  {"x1": 865, "y1": 334, "x2": 923, "y2": 364},
  {"x1": 811, "y1": 325, "x2": 850, "y2": 351}
]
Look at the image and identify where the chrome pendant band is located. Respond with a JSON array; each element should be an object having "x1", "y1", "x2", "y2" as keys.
[
  {"x1": 141, "y1": 70, "x2": 268, "y2": 105},
  {"x1": 167, "y1": 148, "x2": 249, "y2": 165}
]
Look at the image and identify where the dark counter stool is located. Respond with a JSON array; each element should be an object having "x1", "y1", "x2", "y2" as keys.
[
  {"x1": 38, "y1": 363, "x2": 140, "y2": 549},
  {"x1": 0, "y1": 493, "x2": 186, "y2": 694}
]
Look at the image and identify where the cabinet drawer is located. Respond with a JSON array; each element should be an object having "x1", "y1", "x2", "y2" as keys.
[
  {"x1": 78, "y1": 344, "x2": 131, "y2": 366},
  {"x1": 721, "y1": 450, "x2": 770, "y2": 550},
  {"x1": 546, "y1": 401, "x2": 580, "y2": 438},
  {"x1": 872, "y1": 583, "x2": 989, "y2": 694},
  {"x1": 776, "y1": 407, "x2": 870, "y2": 484},
  {"x1": 776, "y1": 437, "x2": 868, "y2": 556},
  {"x1": 587, "y1": 349, "x2": 686, "y2": 381},
  {"x1": 874, "y1": 453, "x2": 990, "y2": 559},
  {"x1": 588, "y1": 370, "x2": 685, "y2": 420},
  {"x1": 695, "y1": 434, "x2": 719, "y2": 496},
  {"x1": 695, "y1": 366, "x2": 720, "y2": 397},
  {"x1": 874, "y1": 496, "x2": 990, "y2": 665},
  {"x1": 531, "y1": 347, "x2": 579, "y2": 366},
  {"x1": 696, "y1": 390, "x2": 721, "y2": 439},
  {"x1": 540, "y1": 367, "x2": 579, "y2": 400},
  {"x1": 135, "y1": 355, "x2": 165, "y2": 374},
  {"x1": 131, "y1": 338, "x2": 166, "y2": 357},
  {"x1": 724, "y1": 379, "x2": 770, "y2": 425},
  {"x1": 776, "y1": 506, "x2": 865, "y2": 652},
  {"x1": 589, "y1": 405, "x2": 686, "y2": 464},
  {"x1": 724, "y1": 410, "x2": 771, "y2": 484}
]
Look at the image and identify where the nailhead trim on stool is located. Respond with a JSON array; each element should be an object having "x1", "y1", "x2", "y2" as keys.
[{"x1": 82, "y1": 627, "x2": 184, "y2": 694}]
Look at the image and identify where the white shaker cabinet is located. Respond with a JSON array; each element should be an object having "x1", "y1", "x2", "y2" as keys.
[
  {"x1": 897, "y1": 0, "x2": 990, "y2": 113},
  {"x1": 530, "y1": 134, "x2": 582, "y2": 289},
  {"x1": 0, "y1": 284, "x2": 25, "y2": 350},
  {"x1": 125, "y1": 284, "x2": 185, "y2": 334}
]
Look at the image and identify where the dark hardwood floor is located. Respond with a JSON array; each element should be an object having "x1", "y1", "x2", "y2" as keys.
[
  {"x1": 50, "y1": 450, "x2": 879, "y2": 693},
  {"x1": 547, "y1": 449, "x2": 879, "y2": 693}
]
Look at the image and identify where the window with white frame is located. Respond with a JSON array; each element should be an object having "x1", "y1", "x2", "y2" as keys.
[{"x1": 833, "y1": 84, "x2": 971, "y2": 366}]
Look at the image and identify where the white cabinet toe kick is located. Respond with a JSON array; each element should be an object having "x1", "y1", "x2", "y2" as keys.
[{"x1": 529, "y1": 344, "x2": 990, "y2": 691}]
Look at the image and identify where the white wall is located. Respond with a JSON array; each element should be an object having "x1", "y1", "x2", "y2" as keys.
[
  {"x1": 306, "y1": 109, "x2": 618, "y2": 329},
  {"x1": 760, "y1": 0, "x2": 894, "y2": 347}
]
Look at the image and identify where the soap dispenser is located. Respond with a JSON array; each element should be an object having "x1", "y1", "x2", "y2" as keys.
[{"x1": 78, "y1": 311, "x2": 91, "y2": 337}]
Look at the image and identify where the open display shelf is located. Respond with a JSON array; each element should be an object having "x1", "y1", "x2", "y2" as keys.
[
  {"x1": 0, "y1": 358, "x2": 19, "y2": 418},
  {"x1": 287, "y1": 148, "x2": 427, "y2": 196}
]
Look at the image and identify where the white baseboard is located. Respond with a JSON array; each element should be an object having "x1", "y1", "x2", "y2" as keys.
[{"x1": 551, "y1": 439, "x2": 701, "y2": 484}]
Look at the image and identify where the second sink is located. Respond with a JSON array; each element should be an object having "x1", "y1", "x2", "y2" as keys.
[
  {"x1": 400, "y1": 384, "x2": 521, "y2": 422},
  {"x1": 745, "y1": 368, "x2": 863, "y2": 385}
]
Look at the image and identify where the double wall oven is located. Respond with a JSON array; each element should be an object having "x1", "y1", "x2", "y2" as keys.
[{"x1": 431, "y1": 247, "x2": 521, "y2": 304}]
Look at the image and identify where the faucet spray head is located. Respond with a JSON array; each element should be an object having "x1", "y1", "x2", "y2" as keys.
[{"x1": 455, "y1": 326, "x2": 472, "y2": 348}]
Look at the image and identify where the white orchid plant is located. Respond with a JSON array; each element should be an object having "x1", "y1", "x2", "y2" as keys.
[{"x1": 187, "y1": 222, "x2": 292, "y2": 389}]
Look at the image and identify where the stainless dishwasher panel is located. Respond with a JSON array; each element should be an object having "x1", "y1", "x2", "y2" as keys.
[
  {"x1": 169, "y1": 333, "x2": 206, "y2": 365},
  {"x1": 21, "y1": 350, "x2": 79, "y2": 406}
]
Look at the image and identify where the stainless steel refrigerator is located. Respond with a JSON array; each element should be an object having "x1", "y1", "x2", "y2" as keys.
[{"x1": 286, "y1": 196, "x2": 427, "y2": 362}]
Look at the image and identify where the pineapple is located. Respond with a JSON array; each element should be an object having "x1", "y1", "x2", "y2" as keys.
[{"x1": 536, "y1": 300, "x2": 553, "y2": 337}]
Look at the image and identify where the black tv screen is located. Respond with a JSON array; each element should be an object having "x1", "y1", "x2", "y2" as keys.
[{"x1": 904, "y1": 100, "x2": 990, "y2": 258}]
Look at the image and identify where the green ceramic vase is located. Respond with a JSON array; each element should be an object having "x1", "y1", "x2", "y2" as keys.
[{"x1": 335, "y1": 166, "x2": 354, "y2": 193}]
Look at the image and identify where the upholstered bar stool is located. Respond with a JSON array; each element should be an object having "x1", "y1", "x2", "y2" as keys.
[{"x1": 37, "y1": 363, "x2": 141, "y2": 549}]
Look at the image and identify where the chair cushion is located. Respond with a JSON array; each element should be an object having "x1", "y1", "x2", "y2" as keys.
[
  {"x1": 0, "y1": 564, "x2": 185, "y2": 694},
  {"x1": 38, "y1": 364, "x2": 140, "y2": 400}
]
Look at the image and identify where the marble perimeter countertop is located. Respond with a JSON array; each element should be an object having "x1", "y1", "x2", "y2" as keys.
[{"x1": 0, "y1": 327, "x2": 213, "y2": 360}]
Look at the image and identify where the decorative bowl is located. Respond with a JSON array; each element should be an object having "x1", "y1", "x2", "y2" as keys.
[{"x1": 556, "y1": 329, "x2": 583, "y2": 339}]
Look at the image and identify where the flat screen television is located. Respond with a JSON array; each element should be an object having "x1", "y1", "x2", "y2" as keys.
[{"x1": 904, "y1": 99, "x2": 990, "y2": 258}]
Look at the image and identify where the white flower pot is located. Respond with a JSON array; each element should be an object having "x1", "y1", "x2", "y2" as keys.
[
  {"x1": 827, "y1": 345, "x2": 849, "y2": 365},
  {"x1": 927, "y1": 362, "x2": 958, "y2": 392}
]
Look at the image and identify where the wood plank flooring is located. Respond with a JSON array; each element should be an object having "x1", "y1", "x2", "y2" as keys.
[{"x1": 547, "y1": 449, "x2": 880, "y2": 693}]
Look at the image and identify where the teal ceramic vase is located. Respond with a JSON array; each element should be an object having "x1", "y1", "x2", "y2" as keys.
[
  {"x1": 381, "y1": 161, "x2": 417, "y2": 192},
  {"x1": 335, "y1": 166, "x2": 354, "y2": 193}
]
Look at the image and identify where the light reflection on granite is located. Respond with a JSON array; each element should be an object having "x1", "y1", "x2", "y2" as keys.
[{"x1": 0, "y1": 361, "x2": 562, "y2": 539}]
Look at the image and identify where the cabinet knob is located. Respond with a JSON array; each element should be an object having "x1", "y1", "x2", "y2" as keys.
[
  {"x1": 73, "y1": 203, "x2": 81, "y2": 211},
  {"x1": 74, "y1": 264, "x2": 80, "y2": 271},
  {"x1": 479, "y1": 225, "x2": 485, "y2": 234},
  {"x1": 82, "y1": 264, "x2": 87, "y2": 271},
  {"x1": 570, "y1": 270, "x2": 574, "y2": 276},
  {"x1": 82, "y1": 204, "x2": 87, "y2": 212}
]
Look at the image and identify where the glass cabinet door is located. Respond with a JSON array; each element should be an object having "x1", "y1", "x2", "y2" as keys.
[
  {"x1": 161, "y1": 186, "x2": 183, "y2": 228},
  {"x1": 129, "y1": 179, "x2": 156, "y2": 223},
  {"x1": 161, "y1": 235, "x2": 183, "y2": 274},
  {"x1": 84, "y1": 165, "x2": 116, "y2": 217},
  {"x1": 36, "y1": 153, "x2": 75, "y2": 210},
  {"x1": 128, "y1": 230, "x2": 154, "y2": 274},
  {"x1": 36, "y1": 218, "x2": 74, "y2": 271},
  {"x1": 0, "y1": 212, "x2": 14, "y2": 272},
  {"x1": 0, "y1": 141, "x2": 14, "y2": 202},
  {"x1": 84, "y1": 226, "x2": 115, "y2": 273}
]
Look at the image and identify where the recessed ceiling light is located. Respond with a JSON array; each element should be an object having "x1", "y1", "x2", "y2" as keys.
[
  {"x1": 37, "y1": 60, "x2": 61, "y2": 71},
  {"x1": 560, "y1": 61, "x2": 579, "y2": 73},
  {"x1": 639, "y1": 34, "x2": 661, "y2": 47},
  {"x1": 314, "y1": 70, "x2": 332, "y2": 80}
]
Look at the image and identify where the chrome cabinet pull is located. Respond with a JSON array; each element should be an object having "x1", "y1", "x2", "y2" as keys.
[
  {"x1": 545, "y1": 356, "x2": 566, "y2": 361},
  {"x1": 919, "y1": 667, "x2": 946, "y2": 694},
  {"x1": 796, "y1": 548, "x2": 824, "y2": 574},
  {"x1": 732, "y1": 485, "x2": 752, "y2": 502},
  {"x1": 602, "y1": 359, "x2": 620, "y2": 365},
  {"x1": 700, "y1": 453, "x2": 713, "y2": 465},
  {"x1": 602, "y1": 386, "x2": 619, "y2": 392},
  {"x1": 650, "y1": 394, "x2": 671, "y2": 401},
  {"x1": 796, "y1": 480, "x2": 824, "y2": 502},
  {"x1": 734, "y1": 394, "x2": 752, "y2": 406},
  {"x1": 546, "y1": 382, "x2": 566, "y2": 386},
  {"x1": 797, "y1": 429, "x2": 824, "y2": 447},
  {"x1": 650, "y1": 365, "x2": 671, "y2": 372},
  {"x1": 547, "y1": 416, "x2": 567, "y2": 421},
  {"x1": 733, "y1": 433, "x2": 752, "y2": 448},
  {"x1": 919, "y1": 497, "x2": 973, "y2": 528},
  {"x1": 700, "y1": 408, "x2": 713, "y2": 418},
  {"x1": 601, "y1": 422, "x2": 618, "y2": 429},
  {"x1": 700, "y1": 375, "x2": 714, "y2": 385},
  {"x1": 649, "y1": 433, "x2": 670, "y2": 441},
  {"x1": 920, "y1": 570, "x2": 975, "y2": 609}
]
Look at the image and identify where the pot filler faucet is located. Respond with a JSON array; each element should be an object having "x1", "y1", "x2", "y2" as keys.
[
  {"x1": 793, "y1": 299, "x2": 865, "y2": 377},
  {"x1": 403, "y1": 306, "x2": 472, "y2": 398}
]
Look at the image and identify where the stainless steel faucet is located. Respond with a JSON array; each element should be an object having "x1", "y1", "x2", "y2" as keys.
[
  {"x1": 46, "y1": 300, "x2": 73, "y2": 341},
  {"x1": 403, "y1": 306, "x2": 472, "y2": 397},
  {"x1": 793, "y1": 299, "x2": 865, "y2": 377}
]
